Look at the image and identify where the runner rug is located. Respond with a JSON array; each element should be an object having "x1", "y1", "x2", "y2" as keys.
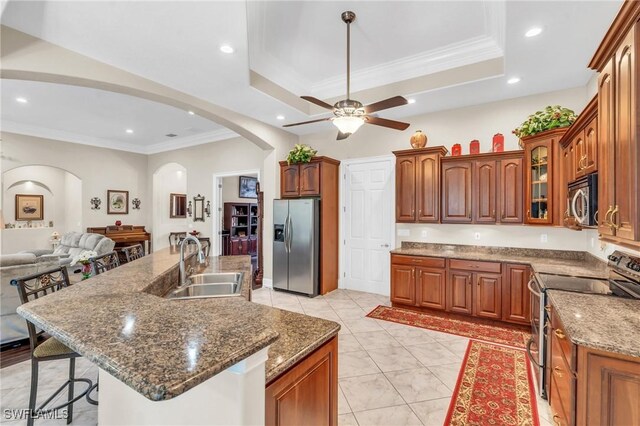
[
  {"x1": 445, "y1": 340, "x2": 539, "y2": 426},
  {"x1": 367, "y1": 305, "x2": 530, "y2": 348}
]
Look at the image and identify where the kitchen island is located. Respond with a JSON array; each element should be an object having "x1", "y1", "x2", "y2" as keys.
[{"x1": 17, "y1": 247, "x2": 340, "y2": 425}]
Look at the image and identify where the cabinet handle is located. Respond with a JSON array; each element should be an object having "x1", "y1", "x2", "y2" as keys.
[
  {"x1": 468, "y1": 212, "x2": 471, "y2": 219},
  {"x1": 544, "y1": 305, "x2": 551, "y2": 313},
  {"x1": 553, "y1": 414, "x2": 562, "y2": 426},
  {"x1": 412, "y1": 269, "x2": 415, "y2": 279},
  {"x1": 492, "y1": 210, "x2": 496, "y2": 218},
  {"x1": 418, "y1": 209, "x2": 422, "y2": 216},
  {"x1": 554, "y1": 329, "x2": 566, "y2": 340},
  {"x1": 527, "y1": 210, "x2": 530, "y2": 219},
  {"x1": 603, "y1": 205, "x2": 614, "y2": 227},
  {"x1": 610, "y1": 205, "x2": 620, "y2": 230},
  {"x1": 554, "y1": 366, "x2": 563, "y2": 378}
]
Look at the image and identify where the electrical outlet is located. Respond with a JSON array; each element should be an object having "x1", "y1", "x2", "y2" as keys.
[
  {"x1": 397, "y1": 228, "x2": 410, "y2": 237},
  {"x1": 590, "y1": 237, "x2": 595, "y2": 248},
  {"x1": 421, "y1": 230, "x2": 428, "y2": 238},
  {"x1": 540, "y1": 234, "x2": 548, "y2": 243},
  {"x1": 474, "y1": 232, "x2": 481, "y2": 240}
]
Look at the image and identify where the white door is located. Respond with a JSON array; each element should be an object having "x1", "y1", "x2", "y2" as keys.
[{"x1": 344, "y1": 159, "x2": 394, "y2": 296}]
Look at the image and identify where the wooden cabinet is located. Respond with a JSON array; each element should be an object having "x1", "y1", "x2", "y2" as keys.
[
  {"x1": 522, "y1": 129, "x2": 568, "y2": 225},
  {"x1": 441, "y1": 151, "x2": 524, "y2": 225},
  {"x1": 499, "y1": 157, "x2": 524, "y2": 223},
  {"x1": 265, "y1": 336, "x2": 338, "y2": 426},
  {"x1": 393, "y1": 147, "x2": 448, "y2": 223},
  {"x1": 299, "y1": 162, "x2": 321, "y2": 196},
  {"x1": 390, "y1": 255, "x2": 446, "y2": 311},
  {"x1": 474, "y1": 273, "x2": 502, "y2": 319},
  {"x1": 390, "y1": 264, "x2": 416, "y2": 306},
  {"x1": 473, "y1": 160, "x2": 497, "y2": 223},
  {"x1": 559, "y1": 96, "x2": 597, "y2": 230},
  {"x1": 441, "y1": 161, "x2": 472, "y2": 223},
  {"x1": 279, "y1": 156, "x2": 340, "y2": 295},
  {"x1": 577, "y1": 347, "x2": 640, "y2": 426},
  {"x1": 502, "y1": 264, "x2": 531, "y2": 325},
  {"x1": 447, "y1": 270, "x2": 473, "y2": 314},
  {"x1": 281, "y1": 164, "x2": 300, "y2": 198},
  {"x1": 416, "y1": 268, "x2": 446, "y2": 310},
  {"x1": 590, "y1": 5, "x2": 640, "y2": 248}
]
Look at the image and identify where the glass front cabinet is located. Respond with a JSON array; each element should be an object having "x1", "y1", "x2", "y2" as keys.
[{"x1": 522, "y1": 129, "x2": 568, "y2": 225}]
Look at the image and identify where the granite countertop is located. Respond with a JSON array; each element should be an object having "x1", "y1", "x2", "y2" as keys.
[
  {"x1": 391, "y1": 242, "x2": 610, "y2": 278},
  {"x1": 547, "y1": 290, "x2": 640, "y2": 358},
  {"x1": 17, "y1": 247, "x2": 339, "y2": 401}
]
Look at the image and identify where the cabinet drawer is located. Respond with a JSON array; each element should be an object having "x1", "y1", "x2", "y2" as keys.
[
  {"x1": 551, "y1": 309, "x2": 575, "y2": 369},
  {"x1": 550, "y1": 373, "x2": 571, "y2": 426},
  {"x1": 550, "y1": 327, "x2": 575, "y2": 424},
  {"x1": 448, "y1": 259, "x2": 501, "y2": 273},
  {"x1": 391, "y1": 254, "x2": 445, "y2": 268}
]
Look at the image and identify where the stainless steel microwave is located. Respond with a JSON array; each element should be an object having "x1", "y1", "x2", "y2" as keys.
[{"x1": 568, "y1": 173, "x2": 598, "y2": 227}]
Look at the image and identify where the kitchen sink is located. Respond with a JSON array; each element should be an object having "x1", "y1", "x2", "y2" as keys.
[{"x1": 166, "y1": 272, "x2": 244, "y2": 299}]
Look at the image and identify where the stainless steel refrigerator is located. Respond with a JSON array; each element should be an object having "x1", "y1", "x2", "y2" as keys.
[{"x1": 273, "y1": 198, "x2": 320, "y2": 296}]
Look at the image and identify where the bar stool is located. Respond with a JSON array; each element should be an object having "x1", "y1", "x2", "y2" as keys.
[
  {"x1": 11, "y1": 267, "x2": 93, "y2": 426},
  {"x1": 89, "y1": 251, "x2": 120, "y2": 275},
  {"x1": 121, "y1": 244, "x2": 145, "y2": 263}
]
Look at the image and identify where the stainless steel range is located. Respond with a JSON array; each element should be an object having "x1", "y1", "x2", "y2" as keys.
[{"x1": 527, "y1": 250, "x2": 640, "y2": 399}]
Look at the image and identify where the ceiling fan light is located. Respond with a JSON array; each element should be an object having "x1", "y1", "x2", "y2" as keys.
[{"x1": 332, "y1": 116, "x2": 364, "y2": 135}]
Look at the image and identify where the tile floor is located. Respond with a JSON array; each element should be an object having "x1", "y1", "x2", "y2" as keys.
[{"x1": 0, "y1": 288, "x2": 553, "y2": 426}]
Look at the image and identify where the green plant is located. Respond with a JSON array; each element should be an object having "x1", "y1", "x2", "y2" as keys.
[
  {"x1": 286, "y1": 144, "x2": 317, "y2": 164},
  {"x1": 513, "y1": 105, "x2": 577, "y2": 138}
]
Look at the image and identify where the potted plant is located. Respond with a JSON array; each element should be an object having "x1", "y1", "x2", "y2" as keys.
[
  {"x1": 513, "y1": 105, "x2": 577, "y2": 146},
  {"x1": 286, "y1": 144, "x2": 318, "y2": 165}
]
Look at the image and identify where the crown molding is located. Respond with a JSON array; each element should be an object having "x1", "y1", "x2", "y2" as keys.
[{"x1": 2, "y1": 120, "x2": 239, "y2": 155}]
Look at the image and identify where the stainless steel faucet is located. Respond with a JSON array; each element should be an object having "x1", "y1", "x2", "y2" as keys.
[{"x1": 179, "y1": 235, "x2": 206, "y2": 286}]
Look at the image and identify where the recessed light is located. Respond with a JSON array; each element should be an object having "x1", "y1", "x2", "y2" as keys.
[
  {"x1": 525, "y1": 27, "x2": 543, "y2": 38},
  {"x1": 16, "y1": 97, "x2": 28, "y2": 103},
  {"x1": 220, "y1": 45, "x2": 234, "y2": 54},
  {"x1": 507, "y1": 77, "x2": 521, "y2": 85},
  {"x1": 188, "y1": 110, "x2": 195, "y2": 115},
  {"x1": 407, "y1": 99, "x2": 416, "y2": 104},
  {"x1": 276, "y1": 115, "x2": 285, "y2": 120},
  {"x1": 126, "y1": 129, "x2": 134, "y2": 134}
]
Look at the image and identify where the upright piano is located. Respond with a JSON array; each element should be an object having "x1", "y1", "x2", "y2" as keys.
[{"x1": 87, "y1": 225, "x2": 152, "y2": 254}]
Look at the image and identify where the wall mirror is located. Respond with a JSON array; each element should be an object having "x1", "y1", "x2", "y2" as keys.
[
  {"x1": 170, "y1": 193, "x2": 187, "y2": 218},
  {"x1": 193, "y1": 194, "x2": 205, "y2": 222}
]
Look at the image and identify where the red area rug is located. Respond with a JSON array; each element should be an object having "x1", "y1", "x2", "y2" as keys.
[
  {"x1": 445, "y1": 340, "x2": 539, "y2": 426},
  {"x1": 367, "y1": 305, "x2": 530, "y2": 348}
]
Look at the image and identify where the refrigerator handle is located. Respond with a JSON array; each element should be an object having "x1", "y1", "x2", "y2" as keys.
[{"x1": 285, "y1": 214, "x2": 291, "y2": 253}]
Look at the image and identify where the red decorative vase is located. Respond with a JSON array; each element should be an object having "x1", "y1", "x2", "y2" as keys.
[
  {"x1": 451, "y1": 144, "x2": 462, "y2": 156},
  {"x1": 470, "y1": 140, "x2": 480, "y2": 155},
  {"x1": 493, "y1": 133, "x2": 504, "y2": 152},
  {"x1": 115, "y1": 220, "x2": 122, "y2": 226}
]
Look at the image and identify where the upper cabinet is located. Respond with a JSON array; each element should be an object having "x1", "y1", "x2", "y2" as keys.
[
  {"x1": 441, "y1": 151, "x2": 524, "y2": 225},
  {"x1": 522, "y1": 129, "x2": 567, "y2": 225},
  {"x1": 393, "y1": 147, "x2": 448, "y2": 223},
  {"x1": 279, "y1": 157, "x2": 339, "y2": 198},
  {"x1": 589, "y1": 2, "x2": 640, "y2": 248}
]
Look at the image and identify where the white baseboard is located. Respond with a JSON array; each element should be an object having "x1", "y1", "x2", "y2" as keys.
[{"x1": 262, "y1": 278, "x2": 273, "y2": 288}]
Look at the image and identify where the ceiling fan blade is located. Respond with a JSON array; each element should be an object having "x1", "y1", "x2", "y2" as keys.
[
  {"x1": 363, "y1": 96, "x2": 408, "y2": 114},
  {"x1": 301, "y1": 96, "x2": 334, "y2": 110},
  {"x1": 283, "y1": 117, "x2": 332, "y2": 128},
  {"x1": 365, "y1": 116, "x2": 410, "y2": 131},
  {"x1": 336, "y1": 131, "x2": 350, "y2": 140}
]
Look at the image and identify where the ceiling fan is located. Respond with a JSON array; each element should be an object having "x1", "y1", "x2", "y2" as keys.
[{"x1": 283, "y1": 11, "x2": 411, "y2": 140}]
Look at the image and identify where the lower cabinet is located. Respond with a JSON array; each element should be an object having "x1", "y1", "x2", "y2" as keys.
[
  {"x1": 446, "y1": 270, "x2": 473, "y2": 315},
  {"x1": 265, "y1": 336, "x2": 338, "y2": 426},
  {"x1": 390, "y1": 255, "x2": 529, "y2": 324},
  {"x1": 502, "y1": 264, "x2": 532, "y2": 325},
  {"x1": 416, "y1": 267, "x2": 446, "y2": 310}
]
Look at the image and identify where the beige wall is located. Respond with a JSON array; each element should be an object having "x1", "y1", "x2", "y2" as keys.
[
  {"x1": 222, "y1": 174, "x2": 258, "y2": 204},
  {"x1": 1, "y1": 132, "x2": 148, "y2": 251}
]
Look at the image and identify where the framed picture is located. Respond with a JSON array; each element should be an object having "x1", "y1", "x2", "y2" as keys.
[
  {"x1": 107, "y1": 190, "x2": 129, "y2": 214},
  {"x1": 15, "y1": 194, "x2": 44, "y2": 221},
  {"x1": 239, "y1": 176, "x2": 258, "y2": 199}
]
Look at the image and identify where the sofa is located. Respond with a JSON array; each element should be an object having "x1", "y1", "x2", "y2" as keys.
[
  {"x1": 21, "y1": 231, "x2": 116, "y2": 268},
  {"x1": 0, "y1": 254, "x2": 58, "y2": 345}
]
